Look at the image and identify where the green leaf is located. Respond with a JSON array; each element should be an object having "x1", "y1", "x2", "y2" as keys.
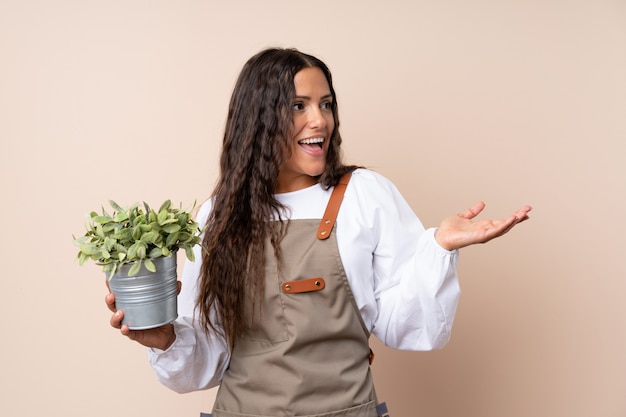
[
  {"x1": 109, "y1": 200, "x2": 124, "y2": 212},
  {"x1": 79, "y1": 244, "x2": 99, "y2": 256},
  {"x1": 127, "y1": 242, "x2": 140, "y2": 260},
  {"x1": 147, "y1": 221, "x2": 161, "y2": 232},
  {"x1": 95, "y1": 215, "x2": 114, "y2": 225},
  {"x1": 165, "y1": 231, "x2": 179, "y2": 247},
  {"x1": 102, "y1": 223, "x2": 119, "y2": 234},
  {"x1": 104, "y1": 237, "x2": 116, "y2": 251},
  {"x1": 144, "y1": 259, "x2": 156, "y2": 273},
  {"x1": 177, "y1": 213, "x2": 189, "y2": 224},
  {"x1": 184, "y1": 246, "x2": 195, "y2": 262},
  {"x1": 158, "y1": 200, "x2": 172, "y2": 212},
  {"x1": 132, "y1": 225, "x2": 142, "y2": 240},
  {"x1": 128, "y1": 262, "x2": 141, "y2": 277},
  {"x1": 157, "y1": 209, "x2": 168, "y2": 225},
  {"x1": 113, "y1": 228, "x2": 132, "y2": 241},
  {"x1": 140, "y1": 231, "x2": 160, "y2": 243},
  {"x1": 136, "y1": 244, "x2": 146, "y2": 259},
  {"x1": 162, "y1": 224, "x2": 181, "y2": 234},
  {"x1": 149, "y1": 247, "x2": 163, "y2": 258},
  {"x1": 78, "y1": 252, "x2": 89, "y2": 265},
  {"x1": 113, "y1": 212, "x2": 129, "y2": 223}
]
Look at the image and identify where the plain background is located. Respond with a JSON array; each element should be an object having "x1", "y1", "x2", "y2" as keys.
[{"x1": 1, "y1": 1, "x2": 624, "y2": 416}]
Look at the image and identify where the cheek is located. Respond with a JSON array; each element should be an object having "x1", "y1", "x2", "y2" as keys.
[
  {"x1": 292, "y1": 114, "x2": 306, "y2": 134},
  {"x1": 327, "y1": 115, "x2": 335, "y2": 132}
]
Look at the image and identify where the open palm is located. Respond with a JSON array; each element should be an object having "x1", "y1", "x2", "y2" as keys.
[{"x1": 435, "y1": 202, "x2": 532, "y2": 251}]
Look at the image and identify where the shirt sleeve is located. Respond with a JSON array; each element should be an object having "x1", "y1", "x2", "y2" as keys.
[
  {"x1": 338, "y1": 170, "x2": 461, "y2": 351},
  {"x1": 147, "y1": 199, "x2": 231, "y2": 393}
]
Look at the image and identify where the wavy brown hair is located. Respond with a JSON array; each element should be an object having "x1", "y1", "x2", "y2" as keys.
[{"x1": 197, "y1": 48, "x2": 357, "y2": 349}]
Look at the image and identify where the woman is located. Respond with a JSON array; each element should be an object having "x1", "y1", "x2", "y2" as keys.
[{"x1": 107, "y1": 48, "x2": 531, "y2": 417}]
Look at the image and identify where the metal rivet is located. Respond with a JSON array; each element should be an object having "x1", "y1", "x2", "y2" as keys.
[
  {"x1": 284, "y1": 284, "x2": 291, "y2": 291},
  {"x1": 324, "y1": 219, "x2": 331, "y2": 224},
  {"x1": 315, "y1": 281, "x2": 321, "y2": 287},
  {"x1": 321, "y1": 230, "x2": 327, "y2": 235}
]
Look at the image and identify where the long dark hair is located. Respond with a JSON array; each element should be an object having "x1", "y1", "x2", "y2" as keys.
[{"x1": 197, "y1": 48, "x2": 356, "y2": 349}]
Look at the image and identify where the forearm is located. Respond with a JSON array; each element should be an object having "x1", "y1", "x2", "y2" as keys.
[{"x1": 374, "y1": 228, "x2": 461, "y2": 350}]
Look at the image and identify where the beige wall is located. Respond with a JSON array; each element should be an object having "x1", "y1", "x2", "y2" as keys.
[{"x1": 1, "y1": 1, "x2": 624, "y2": 416}]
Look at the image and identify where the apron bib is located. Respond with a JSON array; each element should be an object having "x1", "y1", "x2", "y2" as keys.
[{"x1": 212, "y1": 174, "x2": 379, "y2": 417}]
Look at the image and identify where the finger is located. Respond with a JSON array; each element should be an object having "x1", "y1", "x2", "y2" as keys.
[
  {"x1": 497, "y1": 215, "x2": 520, "y2": 236},
  {"x1": 124, "y1": 328, "x2": 148, "y2": 346},
  {"x1": 177, "y1": 281, "x2": 182, "y2": 295},
  {"x1": 110, "y1": 310, "x2": 124, "y2": 329},
  {"x1": 120, "y1": 324, "x2": 142, "y2": 344},
  {"x1": 514, "y1": 205, "x2": 532, "y2": 221},
  {"x1": 478, "y1": 217, "x2": 513, "y2": 241},
  {"x1": 105, "y1": 292, "x2": 116, "y2": 313},
  {"x1": 459, "y1": 201, "x2": 486, "y2": 219},
  {"x1": 489, "y1": 213, "x2": 526, "y2": 239},
  {"x1": 121, "y1": 324, "x2": 134, "y2": 338}
]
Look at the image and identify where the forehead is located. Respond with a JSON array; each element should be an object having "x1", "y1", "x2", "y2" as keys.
[{"x1": 293, "y1": 67, "x2": 331, "y2": 95}]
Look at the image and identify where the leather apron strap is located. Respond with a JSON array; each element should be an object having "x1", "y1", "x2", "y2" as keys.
[{"x1": 317, "y1": 172, "x2": 352, "y2": 240}]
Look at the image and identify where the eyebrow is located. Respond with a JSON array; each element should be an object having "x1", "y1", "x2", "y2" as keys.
[{"x1": 294, "y1": 94, "x2": 333, "y2": 100}]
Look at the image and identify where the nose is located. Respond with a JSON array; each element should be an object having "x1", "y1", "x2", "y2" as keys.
[{"x1": 308, "y1": 106, "x2": 327, "y2": 129}]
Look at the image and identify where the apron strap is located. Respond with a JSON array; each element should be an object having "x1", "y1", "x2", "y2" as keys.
[{"x1": 317, "y1": 172, "x2": 352, "y2": 240}]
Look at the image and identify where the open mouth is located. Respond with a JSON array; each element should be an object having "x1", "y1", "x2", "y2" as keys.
[{"x1": 298, "y1": 137, "x2": 324, "y2": 149}]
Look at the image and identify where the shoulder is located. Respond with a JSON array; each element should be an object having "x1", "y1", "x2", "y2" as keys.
[
  {"x1": 346, "y1": 168, "x2": 403, "y2": 199},
  {"x1": 195, "y1": 197, "x2": 213, "y2": 227},
  {"x1": 341, "y1": 168, "x2": 416, "y2": 225}
]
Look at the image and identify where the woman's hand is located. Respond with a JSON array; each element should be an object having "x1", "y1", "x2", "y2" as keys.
[
  {"x1": 105, "y1": 280, "x2": 181, "y2": 351},
  {"x1": 435, "y1": 202, "x2": 531, "y2": 251}
]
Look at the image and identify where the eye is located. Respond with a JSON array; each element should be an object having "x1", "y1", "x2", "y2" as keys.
[
  {"x1": 292, "y1": 102, "x2": 305, "y2": 111},
  {"x1": 321, "y1": 101, "x2": 333, "y2": 110}
]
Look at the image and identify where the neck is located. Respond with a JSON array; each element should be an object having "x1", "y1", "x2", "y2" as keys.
[{"x1": 275, "y1": 174, "x2": 318, "y2": 194}]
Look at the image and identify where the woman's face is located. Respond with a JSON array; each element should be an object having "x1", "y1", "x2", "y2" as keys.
[{"x1": 276, "y1": 67, "x2": 335, "y2": 193}]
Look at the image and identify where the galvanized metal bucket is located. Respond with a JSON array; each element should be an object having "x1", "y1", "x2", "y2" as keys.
[{"x1": 108, "y1": 255, "x2": 178, "y2": 330}]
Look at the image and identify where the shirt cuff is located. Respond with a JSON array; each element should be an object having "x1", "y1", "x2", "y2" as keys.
[{"x1": 427, "y1": 227, "x2": 459, "y2": 255}]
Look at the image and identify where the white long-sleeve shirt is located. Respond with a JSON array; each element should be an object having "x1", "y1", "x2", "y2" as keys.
[{"x1": 149, "y1": 169, "x2": 461, "y2": 393}]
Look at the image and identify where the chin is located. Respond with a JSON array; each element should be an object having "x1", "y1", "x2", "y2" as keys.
[{"x1": 308, "y1": 169, "x2": 325, "y2": 178}]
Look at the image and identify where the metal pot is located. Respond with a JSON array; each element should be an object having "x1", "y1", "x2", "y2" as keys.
[{"x1": 108, "y1": 255, "x2": 178, "y2": 330}]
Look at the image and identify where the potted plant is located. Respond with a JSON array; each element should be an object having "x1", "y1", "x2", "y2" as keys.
[{"x1": 73, "y1": 200, "x2": 202, "y2": 330}]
